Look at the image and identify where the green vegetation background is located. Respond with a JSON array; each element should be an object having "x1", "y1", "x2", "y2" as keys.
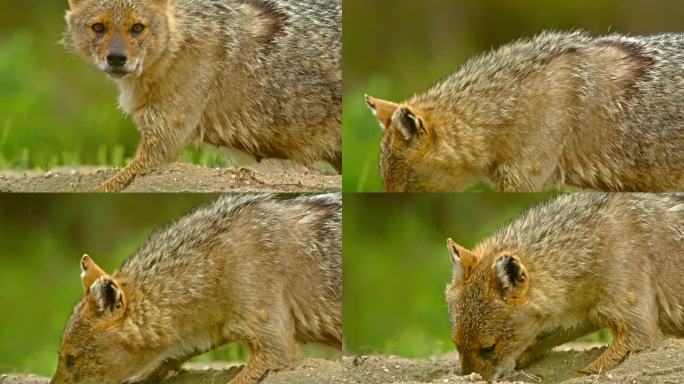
[
  {"x1": 343, "y1": 193, "x2": 610, "y2": 358},
  {"x1": 343, "y1": 0, "x2": 684, "y2": 191},
  {"x1": 0, "y1": 1, "x2": 235, "y2": 170},
  {"x1": 0, "y1": 195, "x2": 335, "y2": 376}
]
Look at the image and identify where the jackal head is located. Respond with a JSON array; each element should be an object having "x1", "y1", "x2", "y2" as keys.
[
  {"x1": 64, "y1": 0, "x2": 172, "y2": 79},
  {"x1": 444, "y1": 238, "x2": 538, "y2": 381},
  {"x1": 365, "y1": 95, "x2": 485, "y2": 192},
  {"x1": 51, "y1": 255, "x2": 163, "y2": 384}
]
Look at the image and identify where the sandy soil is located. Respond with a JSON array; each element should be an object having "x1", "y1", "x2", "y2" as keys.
[
  {"x1": 343, "y1": 339, "x2": 684, "y2": 384},
  {"x1": 0, "y1": 358, "x2": 341, "y2": 384},
  {"x1": 3, "y1": 339, "x2": 684, "y2": 384},
  {"x1": 0, "y1": 162, "x2": 340, "y2": 193}
]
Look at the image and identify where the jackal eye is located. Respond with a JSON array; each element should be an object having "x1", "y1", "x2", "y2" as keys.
[
  {"x1": 131, "y1": 23, "x2": 145, "y2": 34},
  {"x1": 479, "y1": 344, "x2": 496, "y2": 359},
  {"x1": 91, "y1": 23, "x2": 106, "y2": 34},
  {"x1": 66, "y1": 354, "x2": 76, "y2": 371}
]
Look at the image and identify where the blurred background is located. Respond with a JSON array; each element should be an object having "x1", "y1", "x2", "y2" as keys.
[
  {"x1": 0, "y1": 1, "x2": 258, "y2": 171},
  {"x1": 0, "y1": 194, "x2": 336, "y2": 376},
  {"x1": 343, "y1": 0, "x2": 684, "y2": 191},
  {"x1": 343, "y1": 193, "x2": 610, "y2": 358}
]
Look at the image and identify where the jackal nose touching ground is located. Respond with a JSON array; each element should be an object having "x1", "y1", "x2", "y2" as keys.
[
  {"x1": 365, "y1": 31, "x2": 684, "y2": 192},
  {"x1": 50, "y1": 194, "x2": 341, "y2": 384},
  {"x1": 446, "y1": 193, "x2": 684, "y2": 381}
]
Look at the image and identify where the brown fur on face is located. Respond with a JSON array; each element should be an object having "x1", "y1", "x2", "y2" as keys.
[
  {"x1": 52, "y1": 256, "x2": 158, "y2": 384},
  {"x1": 446, "y1": 241, "x2": 535, "y2": 381},
  {"x1": 53, "y1": 304, "x2": 158, "y2": 384},
  {"x1": 65, "y1": 0, "x2": 172, "y2": 79},
  {"x1": 365, "y1": 96, "x2": 487, "y2": 192}
]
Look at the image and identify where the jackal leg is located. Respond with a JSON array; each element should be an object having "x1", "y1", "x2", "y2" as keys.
[
  {"x1": 227, "y1": 330, "x2": 298, "y2": 384},
  {"x1": 145, "y1": 358, "x2": 186, "y2": 383},
  {"x1": 581, "y1": 327, "x2": 656, "y2": 374},
  {"x1": 93, "y1": 134, "x2": 186, "y2": 192},
  {"x1": 582, "y1": 306, "x2": 659, "y2": 374},
  {"x1": 93, "y1": 138, "x2": 176, "y2": 192},
  {"x1": 92, "y1": 95, "x2": 203, "y2": 192},
  {"x1": 146, "y1": 347, "x2": 213, "y2": 383},
  {"x1": 326, "y1": 150, "x2": 342, "y2": 174},
  {"x1": 494, "y1": 161, "x2": 563, "y2": 193},
  {"x1": 516, "y1": 323, "x2": 600, "y2": 369}
]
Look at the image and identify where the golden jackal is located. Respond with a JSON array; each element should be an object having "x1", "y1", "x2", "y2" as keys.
[
  {"x1": 367, "y1": 31, "x2": 684, "y2": 192},
  {"x1": 51, "y1": 194, "x2": 342, "y2": 384},
  {"x1": 446, "y1": 193, "x2": 684, "y2": 380},
  {"x1": 65, "y1": 0, "x2": 341, "y2": 192}
]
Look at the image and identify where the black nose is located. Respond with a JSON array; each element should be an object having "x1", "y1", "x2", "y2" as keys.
[
  {"x1": 106, "y1": 53, "x2": 127, "y2": 67},
  {"x1": 460, "y1": 360, "x2": 473, "y2": 375}
]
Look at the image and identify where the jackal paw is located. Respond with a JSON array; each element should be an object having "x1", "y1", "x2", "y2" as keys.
[
  {"x1": 92, "y1": 180, "x2": 126, "y2": 192},
  {"x1": 580, "y1": 350, "x2": 630, "y2": 375},
  {"x1": 515, "y1": 349, "x2": 547, "y2": 369}
]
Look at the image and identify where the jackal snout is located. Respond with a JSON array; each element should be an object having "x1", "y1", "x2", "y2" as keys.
[
  {"x1": 65, "y1": 0, "x2": 171, "y2": 80},
  {"x1": 101, "y1": 34, "x2": 135, "y2": 77}
]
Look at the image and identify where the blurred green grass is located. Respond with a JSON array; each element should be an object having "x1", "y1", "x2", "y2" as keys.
[
  {"x1": 343, "y1": 193, "x2": 611, "y2": 358},
  {"x1": 0, "y1": 195, "x2": 341, "y2": 376},
  {"x1": 0, "y1": 2, "x2": 244, "y2": 171},
  {"x1": 343, "y1": 0, "x2": 684, "y2": 191}
]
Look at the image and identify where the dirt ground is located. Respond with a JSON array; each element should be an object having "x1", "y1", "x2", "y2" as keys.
[
  {"x1": 0, "y1": 162, "x2": 340, "y2": 193},
  {"x1": 0, "y1": 359, "x2": 342, "y2": 384},
  {"x1": 3, "y1": 339, "x2": 684, "y2": 384},
  {"x1": 343, "y1": 339, "x2": 684, "y2": 384}
]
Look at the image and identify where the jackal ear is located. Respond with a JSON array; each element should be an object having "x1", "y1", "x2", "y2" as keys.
[
  {"x1": 491, "y1": 254, "x2": 529, "y2": 300},
  {"x1": 391, "y1": 107, "x2": 426, "y2": 142},
  {"x1": 89, "y1": 277, "x2": 126, "y2": 318},
  {"x1": 80, "y1": 254, "x2": 106, "y2": 295},
  {"x1": 447, "y1": 238, "x2": 480, "y2": 284},
  {"x1": 365, "y1": 95, "x2": 398, "y2": 130}
]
